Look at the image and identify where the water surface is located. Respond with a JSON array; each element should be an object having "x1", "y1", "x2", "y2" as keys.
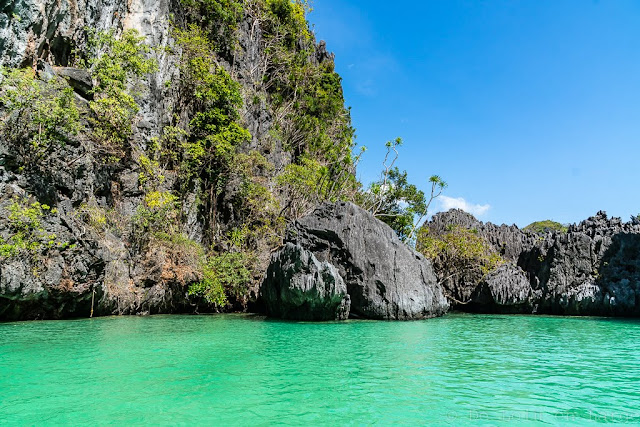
[{"x1": 1, "y1": 314, "x2": 639, "y2": 425}]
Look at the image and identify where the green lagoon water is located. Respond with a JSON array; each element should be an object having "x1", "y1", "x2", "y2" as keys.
[{"x1": 1, "y1": 314, "x2": 640, "y2": 426}]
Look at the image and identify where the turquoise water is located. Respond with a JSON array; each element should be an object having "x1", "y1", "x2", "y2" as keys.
[{"x1": 1, "y1": 314, "x2": 640, "y2": 426}]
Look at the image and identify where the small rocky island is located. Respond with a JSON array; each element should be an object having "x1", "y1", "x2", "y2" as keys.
[{"x1": 427, "y1": 209, "x2": 640, "y2": 316}]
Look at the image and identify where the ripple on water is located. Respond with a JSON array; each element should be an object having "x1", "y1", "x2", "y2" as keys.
[{"x1": 1, "y1": 314, "x2": 640, "y2": 425}]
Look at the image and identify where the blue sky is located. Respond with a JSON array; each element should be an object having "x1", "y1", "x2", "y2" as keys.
[{"x1": 307, "y1": 0, "x2": 640, "y2": 226}]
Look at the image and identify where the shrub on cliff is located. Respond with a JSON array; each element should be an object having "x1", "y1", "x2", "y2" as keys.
[
  {"x1": 174, "y1": 25, "x2": 251, "y2": 185},
  {"x1": 0, "y1": 198, "x2": 67, "y2": 259},
  {"x1": 180, "y1": 0, "x2": 243, "y2": 56},
  {"x1": 188, "y1": 252, "x2": 252, "y2": 307},
  {"x1": 84, "y1": 29, "x2": 158, "y2": 161},
  {"x1": 0, "y1": 68, "x2": 79, "y2": 165}
]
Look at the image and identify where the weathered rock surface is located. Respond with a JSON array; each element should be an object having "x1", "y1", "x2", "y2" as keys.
[
  {"x1": 427, "y1": 209, "x2": 640, "y2": 316},
  {"x1": 466, "y1": 263, "x2": 535, "y2": 313},
  {"x1": 262, "y1": 243, "x2": 350, "y2": 320},
  {"x1": 262, "y1": 202, "x2": 450, "y2": 320},
  {"x1": 0, "y1": 0, "x2": 196, "y2": 320},
  {"x1": 0, "y1": 0, "x2": 323, "y2": 320}
]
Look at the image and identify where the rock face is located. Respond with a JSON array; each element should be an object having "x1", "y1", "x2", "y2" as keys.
[
  {"x1": 427, "y1": 209, "x2": 640, "y2": 316},
  {"x1": 0, "y1": 0, "x2": 336, "y2": 320},
  {"x1": 261, "y1": 202, "x2": 450, "y2": 320},
  {"x1": 0, "y1": 0, "x2": 200, "y2": 320},
  {"x1": 468, "y1": 264, "x2": 535, "y2": 313},
  {"x1": 262, "y1": 243, "x2": 350, "y2": 320}
]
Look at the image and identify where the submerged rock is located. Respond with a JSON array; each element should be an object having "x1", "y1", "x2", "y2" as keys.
[{"x1": 262, "y1": 202, "x2": 450, "y2": 320}]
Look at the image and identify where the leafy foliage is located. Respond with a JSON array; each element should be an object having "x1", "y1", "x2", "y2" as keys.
[
  {"x1": 78, "y1": 200, "x2": 127, "y2": 237},
  {"x1": 172, "y1": 25, "x2": 251, "y2": 233},
  {"x1": 138, "y1": 154, "x2": 166, "y2": 191},
  {"x1": 243, "y1": 0, "x2": 358, "y2": 219},
  {"x1": 133, "y1": 191, "x2": 180, "y2": 238},
  {"x1": 0, "y1": 68, "x2": 79, "y2": 164},
  {"x1": 524, "y1": 220, "x2": 568, "y2": 234},
  {"x1": 276, "y1": 156, "x2": 324, "y2": 218},
  {"x1": 360, "y1": 138, "x2": 446, "y2": 243},
  {"x1": 85, "y1": 29, "x2": 158, "y2": 160},
  {"x1": 417, "y1": 225, "x2": 504, "y2": 281},
  {"x1": 188, "y1": 252, "x2": 252, "y2": 307},
  {"x1": 180, "y1": 0, "x2": 244, "y2": 55},
  {"x1": 233, "y1": 151, "x2": 284, "y2": 245},
  {"x1": 0, "y1": 199, "x2": 62, "y2": 258}
]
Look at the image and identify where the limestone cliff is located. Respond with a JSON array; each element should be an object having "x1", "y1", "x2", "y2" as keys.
[{"x1": 0, "y1": 0, "x2": 354, "y2": 319}]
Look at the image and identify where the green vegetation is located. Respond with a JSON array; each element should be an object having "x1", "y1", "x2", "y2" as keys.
[
  {"x1": 172, "y1": 25, "x2": 250, "y2": 226},
  {"x1": 85, "y1": 29, "x2": 158, "y2": 160},
  {"x1": 0, "y1": 199, "x2": 62, "y2": 258},
  {"x1": 524, "y1": 220, "x2": 568, "y2": 234},
  {"x1": 78, "y1": 200, "x2": 126, "y2": 237},
  {"x1": 138, "y1": 154, "x2": 165, "y2": 190},
  {"x1": 360, "y1": 138, "x2": 446, "y2": 243},
  {"x1": 188, "y1": 252, "x2": 252, "y2": 306},
  {"x1": 0, "y1": 29, "x2": 157, "y2": 165},
  {"x1": 253, "y1": 0, "x2": 358, "y2": 218},
  {"x1": 0, "y1": 68, "x2": 79, "y2": 164},
  {"x1": 416, "y1": 225, "x2": 504, "y2": 281},
  {"x1": 180, "y1": 0, "x2": 244, "y2": 55},
  {"x1": 0, "y1": 29, "x2": 156, "y2": 166},
  {"x1": 233, "y1": 151, "x2": 284, "y2": 246},
  {"x1": 276, "y1": 153, "x2": 362, "y2": 219},
  {"x1": 80, "y1": 202, "x2": 109, "y2": 233},
  {"x1": 132, "y1": 191, "x2": 181, "y2": 242}
]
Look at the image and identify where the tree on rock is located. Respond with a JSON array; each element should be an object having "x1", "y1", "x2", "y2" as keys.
[
  {"x1": 416, "y1": 225, "x2": 504, "y2": 299},
  {"x1": 359, "y1": 138, "x2": 446, "y2": 244}
]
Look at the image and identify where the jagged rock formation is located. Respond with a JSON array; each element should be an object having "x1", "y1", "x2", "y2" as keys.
[
  {"x1": 261, "y1": 202, "x2": 450, "y2": 320},
  {"x1": 427, "y1": 209, "x2": 640, "y2": 316},
  {"x1": 262, "y1": 243, "x2": 350, "y2": 320}
]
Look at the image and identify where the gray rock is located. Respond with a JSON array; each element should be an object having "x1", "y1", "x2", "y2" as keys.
[
  {"x1": 275, "y1": 202, "x2": 450, "y2": 320},
  {"x1": 427, "y1": 209, "x2": 640, "y2": 316},
  {"x1": 53, "y1": 67, "x2": 93, "y2": 98},
  {"x1": 262, "y1": 243, "x2": 350, "y2": 320},
  {"x1": 471, "y1": 263, "x2": 535, "y2": 312}
]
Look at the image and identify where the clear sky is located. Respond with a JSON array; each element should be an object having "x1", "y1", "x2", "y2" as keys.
[{"x1": 307, "y1": 0, "x2": 640, "y2": 227}]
